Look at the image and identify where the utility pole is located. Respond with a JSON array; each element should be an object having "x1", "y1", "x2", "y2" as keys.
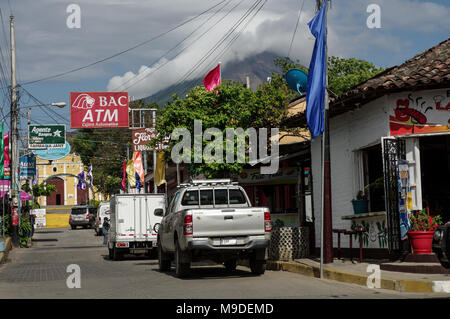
[
  {"x1": 10, "y1": 15, "x2": 19, "y2": 247},
  {"x1": 152, "y1": 110, "x2": 157, "y2": 194}
]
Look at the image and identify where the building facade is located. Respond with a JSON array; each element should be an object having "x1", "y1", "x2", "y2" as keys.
[{"x1": 35, "y1": 153, "x2": 101, "y2": 207}]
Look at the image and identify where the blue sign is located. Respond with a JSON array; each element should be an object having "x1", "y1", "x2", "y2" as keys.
[
  {"x1": 32, "y1": 141, "x2": 71, "y2": 160},
  {"x1": 20, "y1": 155, "x2": 36, "y2": 178}
]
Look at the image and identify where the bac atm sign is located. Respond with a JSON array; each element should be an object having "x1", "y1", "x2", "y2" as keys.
[{"x1": 70, "y1": 92, "x2": 129, "y2": 128}]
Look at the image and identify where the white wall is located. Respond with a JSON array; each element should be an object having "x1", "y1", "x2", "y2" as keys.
[{"x1": 311, "y1": 95, "x2": 390, "y2": 249}]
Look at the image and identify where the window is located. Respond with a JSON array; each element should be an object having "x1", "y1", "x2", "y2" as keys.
[
  {"x1": 200, "y1": 190, "x2": 213, "y2": 205},
  {"x1": 214, "y1": 189, "x2": 228, "y2": 205},
  {"x1": 229, "y1": 189, "x2": 247, "y2": 204},
  {"x1": 181, "y1": 190, "x2": 199, "y2": 206},
  {"x1": 168, "y1": 191, "x2": 180, "y2": 214}
]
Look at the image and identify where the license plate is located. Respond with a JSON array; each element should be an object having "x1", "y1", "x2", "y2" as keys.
[{"x1": 221, "y1": 238, "x2": 237, "y2": 245}]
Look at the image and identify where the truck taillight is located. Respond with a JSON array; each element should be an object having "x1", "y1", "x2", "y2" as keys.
[
  {"x1": 86, "y1": 214, "x2": 90, "y2": 220},
  {"x1": 264, "y1": 212, "x2": 272, "y2": 233},
  {"x1": 184, "y1": 214, "x2": 193, "y2": 235}
]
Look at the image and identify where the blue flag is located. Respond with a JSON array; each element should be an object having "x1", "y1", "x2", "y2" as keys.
[{"x1": 306, "y1": 0, "x2": 327, "y2": 138}]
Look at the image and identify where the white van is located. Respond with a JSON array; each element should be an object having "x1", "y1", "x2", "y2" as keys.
[{"x1": 95, "y1": 201, "x2": 111, "y2": 236}]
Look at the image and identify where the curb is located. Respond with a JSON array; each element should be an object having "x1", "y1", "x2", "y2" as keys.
[
  {"x1": 0, "y1": 237, "x2": 12, "y2": 264},
  {"x1": 266, "y1": 260, "x2": 439, "y2": 293}
]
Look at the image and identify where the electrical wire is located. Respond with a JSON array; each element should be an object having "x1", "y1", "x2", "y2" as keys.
[
  {"x1": 19, "y1": 1, "x2": 228, "y2": 86},
  {"x1": 287, "y1": 0, "x2": 305, "y2": 58},
  {"x1": 172, "y1": 0, "x2": 266, "y2": 96},
  {"x1": 111, "y1": 0, "x2": 239, "y2": 92}
]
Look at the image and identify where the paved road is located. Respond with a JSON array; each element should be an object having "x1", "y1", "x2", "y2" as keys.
[{"x1": 0, "y1": 228, "x2": 448, "y2": 299}]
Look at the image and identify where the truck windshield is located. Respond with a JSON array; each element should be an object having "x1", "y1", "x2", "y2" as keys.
[{"x1": 181, "y1": 188, "x2": 247, "y2": 206}]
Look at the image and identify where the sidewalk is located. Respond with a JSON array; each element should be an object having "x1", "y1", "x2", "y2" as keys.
[{"x1": 266, "y1": 258, "x2": 450, "y2": 293}]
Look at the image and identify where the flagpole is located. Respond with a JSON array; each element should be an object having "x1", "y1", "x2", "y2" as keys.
[{"x1": 319, "y1": 0, "x2": 332, "y2": 279}]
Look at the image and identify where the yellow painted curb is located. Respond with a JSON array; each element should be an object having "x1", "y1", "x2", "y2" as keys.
[
  {"x1": 45, "y1": 214, "x2": 70, "y2": 228},
  {"x1": 267, "y1": 260, "x2": 437, "y2": 293}
]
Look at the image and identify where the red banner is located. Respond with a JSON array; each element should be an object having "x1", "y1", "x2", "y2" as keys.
[{"x1": 70, "y1": 92, "x2": 129, "y2": 128}]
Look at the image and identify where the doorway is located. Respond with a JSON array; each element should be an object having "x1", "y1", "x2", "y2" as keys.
[
  {"x1": 420, "y1": 135, "x2": 450, "y2": 223},
  {"x1": 46, "y1": 177, "x2": 64, "y2": 206}
]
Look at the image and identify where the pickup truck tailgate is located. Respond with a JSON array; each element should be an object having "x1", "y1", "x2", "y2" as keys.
[{"x1": 191, "y1": 208, "x2": 266, "y2": 237}]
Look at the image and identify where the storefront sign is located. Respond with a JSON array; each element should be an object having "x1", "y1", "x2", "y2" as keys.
[
  {"x1": 390, "y1": 89, "x2": 450, "y2": 136},
  {"x1": 70, "y1": 92, "x2": 129, "y2": 128},
  {"x1": 132, "y1": 128, "x2": 157, "y2": 152},
  {"x1": 238, "y1": 168, "x2": 298, "y2": 185},
  {"x1": 19, "y1": 155, "x2": 36, "y2": 178},
  {"x1": 132, "y1": 128, "x2": 169, "y2": 152},
  {"x1": 28, "y1": 124, "x2": 66, "y2": 149}
]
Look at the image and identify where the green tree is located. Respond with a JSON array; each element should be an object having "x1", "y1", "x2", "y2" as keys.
[
  {"x1": 21, "y1": 183, "x2": 57, "y2": 208},
  {"x1": 273, "y1": 56, "x2": 384, "y2": 97},
  {"x1": 154, "y1": 76, "x2": 293, "y2": 178}
]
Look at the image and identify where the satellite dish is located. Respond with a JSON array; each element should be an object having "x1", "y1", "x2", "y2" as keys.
[{"x1": 285, "y1": 69, "x2": 308, "y2": 95}]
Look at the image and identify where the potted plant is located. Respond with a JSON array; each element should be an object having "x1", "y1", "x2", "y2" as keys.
[
  {"x1": 407, "y1": 209, "x2": 443, "y2": 254},
  {"x1": 351, "y1": 190, "x2": 369, "y2": 214}
]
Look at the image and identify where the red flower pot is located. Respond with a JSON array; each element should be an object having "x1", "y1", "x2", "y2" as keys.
[{"x1": 407, "y1": 231, "x2": 434, "y2": 254}]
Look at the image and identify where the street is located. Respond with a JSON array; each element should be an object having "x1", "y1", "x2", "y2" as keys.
[{"x1": 0, "y1": 227, "x2": 447, "y2": 299}]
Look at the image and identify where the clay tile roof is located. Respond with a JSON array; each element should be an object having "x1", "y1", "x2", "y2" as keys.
[{"x1": 331, "y1": 38, "x2": 450, "y2": 116}]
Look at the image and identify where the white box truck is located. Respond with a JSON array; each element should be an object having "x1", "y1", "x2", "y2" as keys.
[{"x1": 108, "y1": 193, "x2": 166, "y2": 260}]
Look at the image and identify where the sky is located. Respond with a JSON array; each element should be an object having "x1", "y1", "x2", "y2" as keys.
[{"x1": 0, "y1": 0, "x2": 448, "y2": 135}]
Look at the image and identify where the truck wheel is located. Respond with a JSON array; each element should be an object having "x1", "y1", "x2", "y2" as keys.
[
  {"x1": 224, "y1": 259, "x2": 237, "y2": 272},
  {"x1": 71, "y1": 225, "x2": 76, "y2": 230},
  {"x1": 175, "y1": 241, "x2": 190, "y2": 278},
  {"x1": 158, "y1": 238, "x2": 171, "y2": 271},
  {"x1": 108, "y1": 248, "x2": 114, "y2": 260},
  {"x1": 249, "y1": 260, "x2": 266, "y2": 275},
  {"x1": 113, "y1": 247, "x2": 123, "y2": 261}
]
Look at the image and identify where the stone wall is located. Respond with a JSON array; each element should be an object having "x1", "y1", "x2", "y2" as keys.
[{"x1": 269, "y1": 226, "x2": 310, "y2": 261}]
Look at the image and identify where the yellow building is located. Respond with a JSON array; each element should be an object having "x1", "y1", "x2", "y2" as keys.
[{"x1": 35, "y1": 153, "x2": 102, "y2": 207}]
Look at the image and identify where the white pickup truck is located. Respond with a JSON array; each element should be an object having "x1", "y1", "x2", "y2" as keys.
[{"x1": 156, "y1": 179, "x2": 272, "y2": 277}]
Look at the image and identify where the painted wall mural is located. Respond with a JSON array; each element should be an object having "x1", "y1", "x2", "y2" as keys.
[
  {"x1": 389, "y1": 89, "x2": 450, "y2": 136},
  {"x1": 350, "y1": 217, "x2": 387, "y2": 249}
]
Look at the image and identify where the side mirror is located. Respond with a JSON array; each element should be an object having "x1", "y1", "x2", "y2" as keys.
[{"x1": 154, "y1": 208, "x2": 164, "y2": 217}]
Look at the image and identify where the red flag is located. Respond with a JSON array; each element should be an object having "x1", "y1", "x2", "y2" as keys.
[
  {"x1": 203, "y1": 63, "x2": 221, "y2": 92},
  {"x1": 122, "y1": 159, "x2": 127, "y2": 190}
]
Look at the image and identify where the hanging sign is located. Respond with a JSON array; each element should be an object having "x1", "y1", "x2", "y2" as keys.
[
  {"x1": 33, "y1": 141, "x2": 71, "y2": 161},
  {"x1": 28, "y1": 124, "x2": 66, "y2": 149},
  {"x1": 70, "y1": 92, "x2": 129, "y2": 128},
  {"x1": 132, "y1": 128, "x2": 169, "y2": 152},
  {"x1": 19, "y1": 155, "x2": 36, "y2": 178}
]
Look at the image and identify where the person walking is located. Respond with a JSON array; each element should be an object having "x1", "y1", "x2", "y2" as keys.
[{"x1": 102, "y1": 217, "x2": 110, "y2": 245}]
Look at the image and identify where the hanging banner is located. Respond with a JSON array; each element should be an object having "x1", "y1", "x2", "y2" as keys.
[
  {"x1": 28, "y1": 124, "x2": 66, "y2": 149},
  {"x1": 19, "y1": 155, "x2": 37, "y2": 178},
  {"x1": 4, "y1": 132, "x2": 9, "y2": 180},
  {"x1": 70, "y1": 92, "x2": 129, "y2": 128},
  {"x1": 390, "y1": 89, "x2": 450, "y2": 136}
]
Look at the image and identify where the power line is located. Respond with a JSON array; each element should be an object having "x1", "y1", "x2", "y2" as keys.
[
  {"x1": 112, "y1": 0, "x2": 238, "y2": 92},
  {"x1": 288, "y1": 0, "x2": 305, "y2": 58},
  {"x1": 19, "y1": 1, "x2": 228, "y2": 86},
  {"x1": 172, "y1": 0, "x2": 265, "y2": 95}
]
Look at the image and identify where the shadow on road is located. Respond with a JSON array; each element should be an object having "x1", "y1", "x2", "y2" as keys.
[{"x1": 154, "y1": 266, "x2": 256, "y2": 280}]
